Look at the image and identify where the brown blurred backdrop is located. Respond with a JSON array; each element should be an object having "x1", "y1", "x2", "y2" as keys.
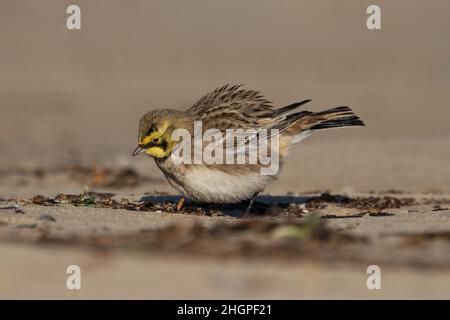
[{"x1": 1, "y1": 0, "x2": 449, "y2": 193}]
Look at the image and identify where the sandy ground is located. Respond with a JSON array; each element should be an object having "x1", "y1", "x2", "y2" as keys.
[
  {"x1": 0, "y1": 177, "x2": 449, "y2": 299},
  {"x1": 1, "y1": 243, "x2": 449, "y2": 300},
  {"x1": 0, "y1": 1, "x2": 449, "y2": 299}
]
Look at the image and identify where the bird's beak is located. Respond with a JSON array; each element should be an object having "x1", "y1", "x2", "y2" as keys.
[{"x1": 132, "y1": 145, "x2": 145, "y2": 157}]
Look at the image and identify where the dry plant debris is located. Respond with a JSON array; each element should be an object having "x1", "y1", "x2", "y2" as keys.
[
  {"x1": 305, "y1": 193, "x2": 416, "y2": 211},
  {"x1": 23, "y1": 191, "x2": 427, "y2": 219}
]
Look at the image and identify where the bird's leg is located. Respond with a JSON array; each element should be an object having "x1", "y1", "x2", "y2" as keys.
[
  {"x1": 176, "y1": 197, "x2": 185, "y2": 211},
  {"x1": 242, "y1": 192, "x2": 259, "y2": 217}
]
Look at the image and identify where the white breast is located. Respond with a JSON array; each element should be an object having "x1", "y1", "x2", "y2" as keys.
[{"x1": 177, "y1": 166, "x2": 273, "y2": 203}]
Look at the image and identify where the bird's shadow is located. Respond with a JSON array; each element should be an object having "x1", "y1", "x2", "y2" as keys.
[{"x1": 139, "y1": 194, "x2": 310, "y2": 217}]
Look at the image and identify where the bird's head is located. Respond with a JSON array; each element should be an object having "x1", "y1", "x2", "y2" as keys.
[{"x1": 132, "y1": 109, "x2": 189, "y2": 159}]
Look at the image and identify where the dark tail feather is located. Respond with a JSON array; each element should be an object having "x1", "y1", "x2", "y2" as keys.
[
  {"x1": 273, "y1": 99, "x2": 312, "y2": 117},
  {"x1": 309, "y1": 106, "x2": 365, "y2": 130},
  {"x1": 276, "y1": 105, "x2": 364, "y2": 136},
  {"x1": 310, "y1": 115, "x2": 365, "y2": 130}
]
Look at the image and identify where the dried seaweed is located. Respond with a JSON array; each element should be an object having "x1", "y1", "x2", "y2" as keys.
[
  {"x1": 305, "y1": 193, "x2": 415, "y2": 211},
  {"x1": 28, "y1": 191, "x2": 423, "y2": 218},
  {"x1": 431, "y1": 205, "x2": 449, "y2": 212},
  {"x1": 32, "y1": 192, "x2": 193, "y2": 213}
]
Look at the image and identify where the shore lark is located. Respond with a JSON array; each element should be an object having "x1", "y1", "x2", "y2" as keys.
[{"x1": 132, "y1": 85, "x2": 364, "y2": 212}]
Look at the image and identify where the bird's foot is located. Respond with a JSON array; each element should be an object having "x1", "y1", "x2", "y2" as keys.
[
  {"x1": 176, "y1": 197, "x2": 185, "y2": 211},
  {"x1": 240, "y1": 192, "x2": 259, "y2": 218}
]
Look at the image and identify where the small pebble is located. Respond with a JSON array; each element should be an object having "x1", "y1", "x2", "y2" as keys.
[{"x1": 39, "y1": 214, "x2": 56, "y2": 222}]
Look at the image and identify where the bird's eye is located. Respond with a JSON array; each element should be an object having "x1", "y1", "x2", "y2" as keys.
[
  {"x1": 147, "y1": 126, "x2": 155, "y2": 136},
  {"x1": 147, "y1": 125, "x2": 155, "y2": 136}
]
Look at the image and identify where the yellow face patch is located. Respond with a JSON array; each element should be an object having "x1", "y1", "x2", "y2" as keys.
[
  {"x1": 140, "y1": 131, "x2": 162, "y2": 146},
  {"x1": 145, "y1": 146, "x2": 169, "y2": 158},
  {"x1": 139, "y1": 121, "x2": 175, "y2": 159}
]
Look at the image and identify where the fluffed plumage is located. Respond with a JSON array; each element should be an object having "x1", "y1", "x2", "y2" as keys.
[{"x1": 134, "y1": 84, "x2": 364, "y2": 204}]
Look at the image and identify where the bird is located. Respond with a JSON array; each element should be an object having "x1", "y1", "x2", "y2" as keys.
[{"x1": 132, "y1": 84, "x2": 364, "y2": 214}]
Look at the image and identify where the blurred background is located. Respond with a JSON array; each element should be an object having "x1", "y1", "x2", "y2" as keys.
[
  {"x1": 1, "y1": 0, "x2": 450, "y2": 300},
  {"x1": 1, "y1": 0, "x2": 449, "y2": 193}
]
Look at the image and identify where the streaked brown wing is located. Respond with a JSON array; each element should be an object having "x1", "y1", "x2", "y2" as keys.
[
  {"x1": 187, "y1": 84, "x2": 314, "y2": 147},
  {"x1": 187, "y1": 84, "x2": 276, "y2": 131}
]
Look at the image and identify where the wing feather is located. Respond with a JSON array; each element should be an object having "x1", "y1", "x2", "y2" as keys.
[{"x1": 187, "y1": 84, "x2": 311, "y2": 134}]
